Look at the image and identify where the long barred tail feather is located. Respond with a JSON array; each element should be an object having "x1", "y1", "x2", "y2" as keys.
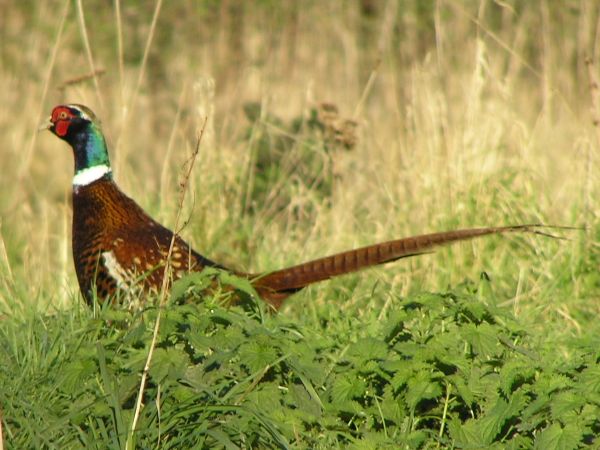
[{"x1": 251, "y1": 224, "x2": 575, "y2": 309}]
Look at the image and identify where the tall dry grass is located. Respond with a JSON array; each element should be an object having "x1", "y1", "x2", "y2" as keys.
[{"x1": 0, "y1": 1, "x2": 597, "y2": 333}]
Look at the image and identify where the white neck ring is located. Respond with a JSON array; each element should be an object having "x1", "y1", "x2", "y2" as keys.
[{"x1": 72, "y1": 165, "x2": 112, "y2": 186}]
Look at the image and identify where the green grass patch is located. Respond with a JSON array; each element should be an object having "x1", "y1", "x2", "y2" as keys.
[{"x1": 2, "y1": 276, "x2": 599, "y2": 448}]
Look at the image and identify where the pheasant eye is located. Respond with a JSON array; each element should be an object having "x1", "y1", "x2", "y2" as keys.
[{"x1": 59, "y1": 111, "x2": 68, "y2": 120}]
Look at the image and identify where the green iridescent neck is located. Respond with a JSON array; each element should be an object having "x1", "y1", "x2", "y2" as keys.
[{"x1": 71, "y1": 122, "x2": 113, "y2": 186}]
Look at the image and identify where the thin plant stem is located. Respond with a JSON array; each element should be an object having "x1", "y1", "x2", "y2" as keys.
[
  {"x1": 75, "y1": 0, "x2": 104, "y2": 110},
  {"x1": 114, "y1": 0, "x2": 125, "y2": 107},
  {"x1": 17, "y1": 0, "x2": 70, "y2": 182},
  {"x1": 114, "y1": 0, "x2": 164, "y2": 166},
  {"x1": 126, "y1": 118, "x2": 208, "y2": 449}
]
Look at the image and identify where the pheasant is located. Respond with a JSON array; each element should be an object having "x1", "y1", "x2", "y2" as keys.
[{"x1": 43, "y1": 104, "x2": 560, "y2": 310}]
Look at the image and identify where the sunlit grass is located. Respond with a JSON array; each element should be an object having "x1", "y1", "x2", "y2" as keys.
[{"x1": 0, "y1": 1, "x2": 596, "y2": 328}]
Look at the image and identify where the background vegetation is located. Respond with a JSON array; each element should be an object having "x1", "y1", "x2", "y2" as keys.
[{"x1": 0, "y1": 0, "x2": 599, "y2": 448}]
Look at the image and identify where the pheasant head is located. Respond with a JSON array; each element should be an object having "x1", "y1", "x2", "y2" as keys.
[{"x1": 44, "y1": 104, "x2": 112, "y2": 187}]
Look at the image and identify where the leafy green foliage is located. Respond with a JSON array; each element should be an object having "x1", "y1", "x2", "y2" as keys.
[{"x1": 2, "y1": 280, "x2": 599, "y2": 448}]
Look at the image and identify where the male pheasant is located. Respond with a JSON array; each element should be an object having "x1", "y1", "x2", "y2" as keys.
[{"x1": 43, "y1": 104, "x2": 557, "y2": 310}]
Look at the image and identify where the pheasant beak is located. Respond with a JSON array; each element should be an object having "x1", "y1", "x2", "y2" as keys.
[{"x1": 38, "y1": 116, "x2": 53, "y2": 132}]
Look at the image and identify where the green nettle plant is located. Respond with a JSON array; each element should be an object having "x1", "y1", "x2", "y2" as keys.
[{"x1": 2, "y1": 275, "x2": 599, "y2": 448}]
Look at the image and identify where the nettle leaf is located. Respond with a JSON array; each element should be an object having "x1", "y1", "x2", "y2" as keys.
[
  {"x1": 289, "y1": 383, "x2": 322, "y2": 419},
  {"x1": 390, "y1": 362, "x2": 428, "y2": 391},
  {"x1": 521, "y1": 394, "x2": 551, "y2": 424},
  {"x1": 171, "y1": 384, "x2": 197, "y2": 403},
  {"x1": 295, "y1": 370, "x2": 325, "y2": 411},
  {"x1": 349, "y1": 430, "x2": 414, "y2": 450},
  {"x1": 534, "y1": 373, "x2": 572, "y2": 396},
  {"x1": 328, "y1": 399, "x2": 364, "y2": 415},
  {"x1": 98, "y1": 308, "x2": 133, "y2": 324},
  {"x1": 460, "y1": 298, "x2": 489, "y2": 322},
  {"x1": 449, "y1": 374, "x2": 476, "y2": 406},
  {"x1": 149, "y1": 347, "x2": 190, "y2": 382},
  {"x1": 415, "y1": 338, "x2": 443, "y2": 363},
  {"x1": 576, "y1": 364, "x2": 600, "y2": 394},
  {"x1": 347, "y1": 435, "x2": 384, "y2": 450},
  {"x1": 379, "y1": 387, "x2": 406, "y2": 423},
  {"x1": 205, "y1": 428, "x2": 239, "y2": 450},
  {"x1": 461, "y1": 323, "x2": 501, "y2": 357},
  {"x1": 393, "y1": 341, "x2": 422, "y2": 358},
  {"x1": 549, "y1": 391, "x2": 586, "y2": 418},
  {"x1": 238, "y1": 340, "x2": 279, "y2": 373},
  {"x1": 186, "y1": 332, "x2": 214, "y2": 356},
  {"x1": 544, "y1": 350, "x2": 586, "y2": 375},
  {"x1": 506, "y1": 388, "x2": 529, "y2": 415},
  {"x1": 160, "y1": 309, "x2": 187, "y2": 337},
  {"x1": 390, "y1": 361, "x2": 418, "y2": 391},
  {"x1": 181, "y1": 363, "x2": 208, "y2": 390},
  {"x1": 170, "y1": 272, "x2": 213, "y2": 301},
  {"x1": 429, "y1": 328, "x2": 463, "y2": 354},
  {"x1": 421, "y1": 331, "x2": 468, "y2": 371},
  {"x1": 207, "y1": 308, "x2": 240, "y2": 326},
  {"x1": 475, "y1": 391, "x2": 527, "y2": 444},
  {"x1": 379, "y1": 358, "x2": 406, "y2": 374},
  {"x1": 188, "y1": 309, "x2": 213, "y2": 332},
  {"x1": 465, "y1": 365, "x2": 498, "y2": 399},
  {"x1": 504, "y1": 436, "x2": 533, "y2": 450},
  {"x1": 405, "y1": 371, "x2": 442, "y2": 410},
  {"x1": 346, "y1": 337, "x2": 389, "y2": 363},
  {"x1": 288, "y1": 356, "x2": 327, "y2": 388},
  {"x1": 410, "y1": 292, "x2": 447, "y2": 311},
  {"x1": 202, "y1": 347, "x2": 236, "y2": 370},
  {"x1": 219, "y1": 271, "x2": 259, "y2": 298},
  {"x1": 67, "y1": 392, "x2": 99, "y2": 425},
  {"x1": 122, "y1": 321, "x2": 148, "y2": 346},
  {"x1": 121, "y1": 347, "x2": 149, "y2": 373},
  {"x1": 499, "y1": 359, "x2": 536, "y2": 395},
  {"x1": 331, "y1": 374, "x2": 367, "y2": 403},
  {"x1": 60, "y1": 357, "x2": 97, "y2": 392},
  {"x1": 579, "y1": 404, "x2": 600, "y2": 428},
  {"x1": 245, "y1": 381, "x2": 281, "y2": 413},
  {"x1": 448, "y1": 417, "x2": 486, "y2": 447},
  {"x1": 117, "y1": 374, "x2": 141, "y2": 404},
  {"x1": 381, "y1": 310, "x2": 408, "y2": 342},
  {"x1": 211, "y1": 326, "x2": 246, "y2": 351},
  {"x1": 361, "y1": 360, "x2": 381, "y2": 375},
  {"x1": 534, "y1": 423, "x2": 584, "y2": 450},
  {"x1": 435, "y1": 351, "x2": 470, "y2": 374}
]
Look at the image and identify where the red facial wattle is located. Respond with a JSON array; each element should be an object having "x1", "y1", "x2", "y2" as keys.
[
  {"x1": 54, "y1": 120, "x2": 70, "y2": 136},
  {"x1": 51, "y1": 106, "x2": 73, "y2": 137}
]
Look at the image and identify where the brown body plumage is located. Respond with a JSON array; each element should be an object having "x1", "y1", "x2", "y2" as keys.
[
  {"x1": 72, "y1": 177, "x2": 223, "y2": 303},
  {"x1": 72, "y1": 176, "x2": 551, "y2": 309}
]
